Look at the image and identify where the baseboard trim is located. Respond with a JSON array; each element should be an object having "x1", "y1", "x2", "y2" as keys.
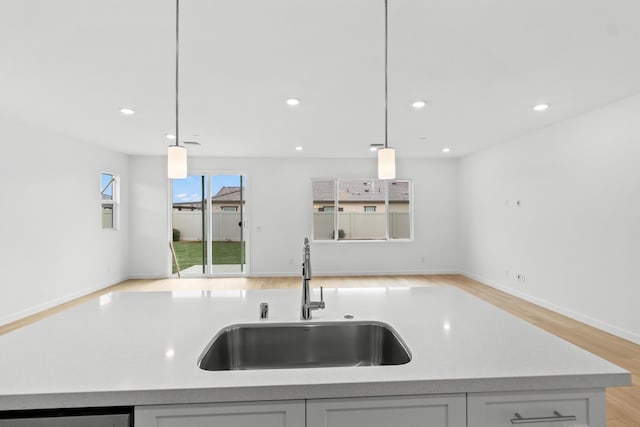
[
  {"x1": 461, "y1": 271, "x2": 640, "y2": 346},
  {"x1": 0, "y1": 275, "x2": 129, "y2": 327},
  {"x1": 130, "y1": 270, "x2": 461, "y2": 279},
  {"x1": 251, "y1": 269, "x2": 459, "y2": 278}
]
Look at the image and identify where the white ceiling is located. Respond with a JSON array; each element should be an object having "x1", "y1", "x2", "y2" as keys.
[{"x1": 1, "y1": 0, "x2": 640, "y2": 159}]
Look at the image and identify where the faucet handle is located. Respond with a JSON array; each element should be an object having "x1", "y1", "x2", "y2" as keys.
[{"x1": 259, "y1": 302, "x2": 269, "y2": 320}]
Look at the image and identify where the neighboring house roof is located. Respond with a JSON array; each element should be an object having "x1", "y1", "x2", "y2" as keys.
[
  {"x1": 172, "y1": 201, "x2": 204, "y2": 209},
  {"x1": 313, "y1": 180, "x2": 409, "y2": 203},
  {"x1": 211, "y1": 186, "x2": 244, "y2": 202}
]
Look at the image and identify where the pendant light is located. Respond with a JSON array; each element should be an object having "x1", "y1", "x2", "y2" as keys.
[
  {"x1": 378, "y1": 0, "x2": 396, "y2": 180},
  {"x1": 168, "y1": 0, "x2": 187, "y2": 179}
]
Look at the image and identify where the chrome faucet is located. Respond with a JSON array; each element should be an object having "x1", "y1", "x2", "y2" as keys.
[{"x1": 301, "y1": 237, "x2": 324, "y2": 320}]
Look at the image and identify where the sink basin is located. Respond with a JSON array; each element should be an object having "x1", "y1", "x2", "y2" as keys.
[{"x1": 198, "y1": 321, "x2": 411, "y2": 371}]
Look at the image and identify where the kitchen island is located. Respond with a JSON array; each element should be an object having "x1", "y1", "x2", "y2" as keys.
[{"x1": 0, "y1": 286, "x2": 630, "y2": 426}]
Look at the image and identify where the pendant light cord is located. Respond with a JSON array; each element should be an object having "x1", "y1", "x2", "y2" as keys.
[
  {"x1": 175, "y1": 0, "x2": 180, "y2": 148},
  {"x1": 384, "y1": 0, "x2": 388, "y2": 149}
]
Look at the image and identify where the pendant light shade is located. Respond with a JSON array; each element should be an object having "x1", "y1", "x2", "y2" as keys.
[
  {"x1": 167, "y1": 0, "x2": 187, "y2": 179},
  {"x1": 377, "y1": 0, "x2": 396, "y2": 180},
  {"x1": 378, "y1": 147, "x2": 395, "y2": 180},
  {"x1": 168, "y1": 145, "x2": 187, "y2": 179}
]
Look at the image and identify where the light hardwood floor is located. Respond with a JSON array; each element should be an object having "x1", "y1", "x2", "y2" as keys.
[{"x1": 1, "y1": 274, "x2": 638, "y2": 426}]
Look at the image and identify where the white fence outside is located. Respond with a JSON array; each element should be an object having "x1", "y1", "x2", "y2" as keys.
[
  {"x1": 172, "y1": 211, "x2": 242, "y2": 241},
  {"x1": 313, "y1": 212, "x2": 410, "y2": 240},
  {"x1": 102, "y1": 209, "x2": 113, "y2": 229}
]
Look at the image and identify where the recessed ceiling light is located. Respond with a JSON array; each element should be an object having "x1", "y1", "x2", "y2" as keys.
[
  {"x1": 412, "y1": 100, "x2": 427, "y2": 109},
  {"x1": 442, "y1": 147, "x2": 451, "y2": 153},
  {"x1": 286, "y1": 98, "x2": 300, "y2": 106},
  {"x1": 119, "y1": 108, "x2": 135, "y2": 115},
  {"x1": 295, "y1": 146, "x2": 303, "y2": 151},
  {"x1": 533, "y1": 103, "x2": 549, "y2": 112},
  {"x1": 165, "y1": 133, "x2": 176, "y2": 140}
]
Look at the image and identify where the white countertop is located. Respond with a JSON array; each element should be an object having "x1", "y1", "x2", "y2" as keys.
[{"x1": 0, "y1": 286, "x2": 630, "y2": 410}]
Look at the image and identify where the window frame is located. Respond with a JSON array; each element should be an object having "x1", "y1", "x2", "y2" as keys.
[
  {"x1": 311, "y1": 178, "x2": 413, "y2": 243},
  {"x1": 100, "y1": 172, "x2": 119, "y2": 230}
]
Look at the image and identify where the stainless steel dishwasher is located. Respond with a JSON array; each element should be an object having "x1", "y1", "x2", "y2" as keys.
[{"x1": 0, "y1": 407, "x2": 132, "y2": 427}]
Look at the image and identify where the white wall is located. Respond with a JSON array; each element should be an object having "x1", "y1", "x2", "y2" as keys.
[
  {"x1": 128, "y1": 156, "x2": 459, "y2": 278},
  {"x1": 128, "y1": 156, "x2": 169, "y2": 278},
  {"x1": 459, "y1": 93, "x2": 640, "y2": 344},
  {"x1": 0, "y1": 116, "x2": 129, "y2": 324}
]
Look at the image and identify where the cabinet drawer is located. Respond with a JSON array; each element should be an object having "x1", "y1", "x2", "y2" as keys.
[
  {"x1": 135, "y1": 400, "x2": 305, "y2": 427},
  {"x1": 468, "y1": 389, "x2": 605, "y2": 427},
  {"x1": 307, "y1": 394, "x2": 466, "y2": 427}
]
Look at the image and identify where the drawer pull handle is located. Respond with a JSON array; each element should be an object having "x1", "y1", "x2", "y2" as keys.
[{"x1": 511, "y1": 411, "x2": 577, "y2": 424}]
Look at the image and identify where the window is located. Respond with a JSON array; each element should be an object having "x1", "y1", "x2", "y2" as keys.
[
  {"x1": 318, "y1": 206, "x2": 343, "y2": 212},
  {"x1": 100, "y1": 172, "x2": 119, "y2": 229},
  {"x1": 312, "y1": 179, "x2": 412, "y2": 241},
  {"x1": 221, "y1": 206, "x2": 238, "y2": 212}
]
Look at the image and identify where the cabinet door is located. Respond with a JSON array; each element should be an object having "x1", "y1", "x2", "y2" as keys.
[
  {"x1": 135, "y1": 400, "x2": 305, "y2": 427},
  {"x1": 468, "y1": 389, "x2": 605, "y2": 427},
  {"x1": 307, "y1": 394, "x2": 466, "y2": 427}
]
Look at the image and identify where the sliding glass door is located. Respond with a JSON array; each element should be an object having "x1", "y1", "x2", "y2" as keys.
[
  {"x1": 171, "y1": 174, "x2": 247, "y2": 276},
  {"x1": 209, "y1": 175, "x2": 246, "y2": 274}
]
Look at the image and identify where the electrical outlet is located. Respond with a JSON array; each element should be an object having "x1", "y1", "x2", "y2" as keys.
[
  {"x1": 421, "y1": 256, "x2": 425, "y2": 263},
  {"x1": 289, "y1": 258, "x2": 294, "y2": 265}
]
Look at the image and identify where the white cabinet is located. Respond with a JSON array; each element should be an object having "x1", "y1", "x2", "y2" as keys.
[
  {"x1": 135, "y1": 400, "x2": 305, "y2": 427},
  {"x1": 136, "y1": 394, "x2": 465, "y2": 427},
  {"x1": 136, "y1": 389, "x2": 605, "y2": 427},
  {"x1": 468, "y1": 389, "x2": 605, "y2": 427},
  {"x1": 307, "y1": 394, "x2": 467, "y2": 427}
]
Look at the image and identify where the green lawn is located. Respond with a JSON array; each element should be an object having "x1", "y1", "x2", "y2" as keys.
[{"x1": 172, "y1": 241, "x2": 246, "y2": 273}]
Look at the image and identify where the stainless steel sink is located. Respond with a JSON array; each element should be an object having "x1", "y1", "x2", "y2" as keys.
[{"x1": 198, "y1": 321, "x2": 411, "y2": 371}]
